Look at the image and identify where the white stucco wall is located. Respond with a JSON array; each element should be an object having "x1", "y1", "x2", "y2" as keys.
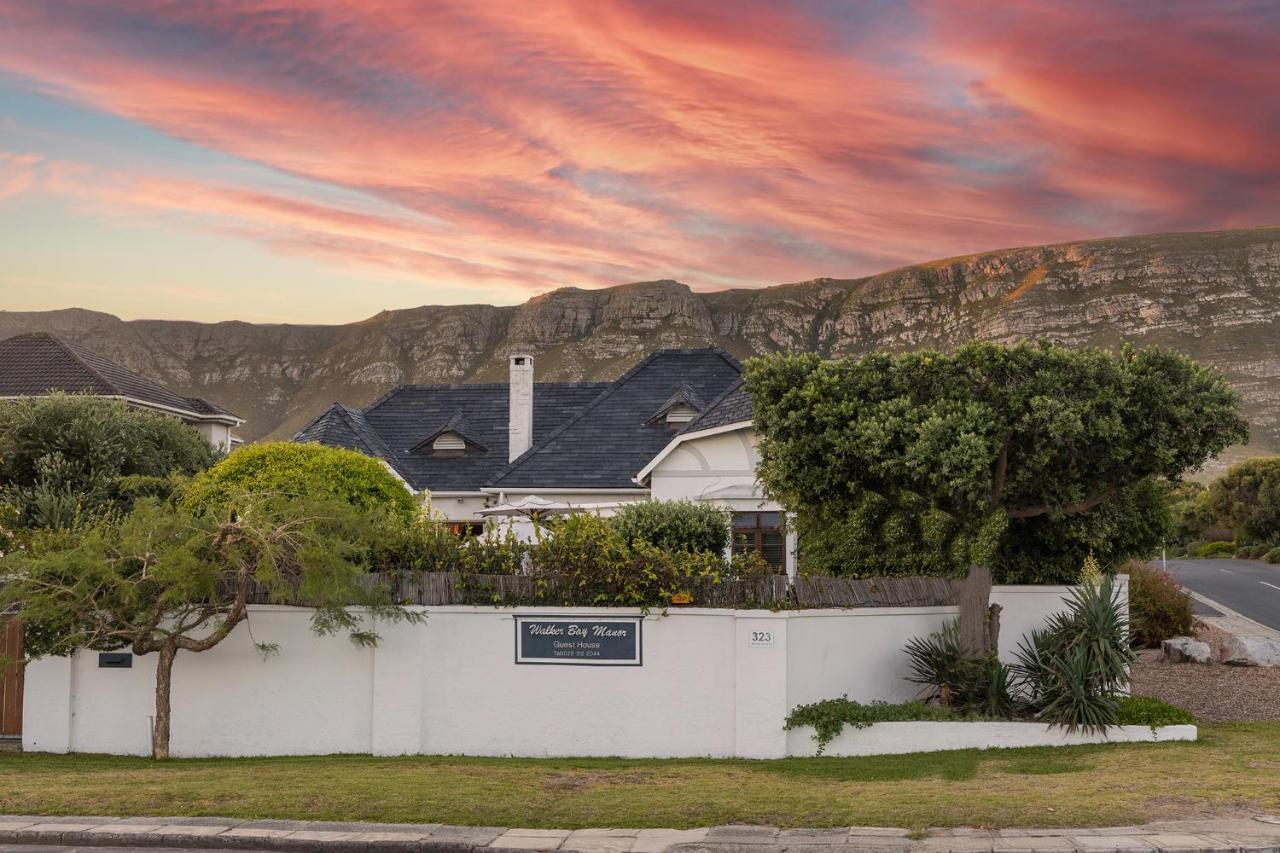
[
  {"x1": 24, "y1": 585, "x2": 1114, "y2": 759},
  {"x1": 647, "y1": 425, "x2": 765, "y2": 506}
]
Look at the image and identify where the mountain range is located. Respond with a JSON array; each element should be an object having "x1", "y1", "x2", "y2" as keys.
[{"x1": 2, "y1": 227, "x2": 1278, "y2": 469}]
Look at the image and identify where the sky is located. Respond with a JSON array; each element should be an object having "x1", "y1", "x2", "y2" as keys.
[{"x1": 1, "y1": 1, "x2": 1278, "y2": 324}]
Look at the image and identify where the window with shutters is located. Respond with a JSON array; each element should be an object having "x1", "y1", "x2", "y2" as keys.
[{"x1": 731, "y1": 511, "x2": 785, "y2": 570}]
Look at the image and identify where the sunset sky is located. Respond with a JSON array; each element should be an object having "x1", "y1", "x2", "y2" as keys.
[{"x1": 1, "y1": 1, "x2": 1277, "y2": 323}]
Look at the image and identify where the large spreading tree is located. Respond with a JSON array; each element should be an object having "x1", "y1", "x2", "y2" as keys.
[
  {"x1": 745, "y1": 341, "x2": 1249, "y2": 588},
  {"x1": 1, "y1": 494, "x2": 423, "y2": 759}
]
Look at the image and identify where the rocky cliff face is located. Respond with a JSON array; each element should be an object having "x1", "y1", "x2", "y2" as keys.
[{"x1": 3, "y1": 227, "x2": 1278, "y2": 458}]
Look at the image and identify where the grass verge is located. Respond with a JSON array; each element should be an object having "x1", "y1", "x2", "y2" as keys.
[{"x1": 1, "y1": 723, "x2": 1276, "y2": 830}]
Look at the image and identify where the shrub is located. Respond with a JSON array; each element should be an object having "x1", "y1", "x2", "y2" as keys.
[
  {"x1": 0, "y1": 393, "x2": 218, "y2": 528},
  {"x1": 1208, "y1": 456, "x2": 1280, "y2": 543},
  {"x1": 1266, "y1": 546, "x2": 1280, "y2": 565},
  {"x1": 903, "y1": 620, "x2": 1013, "y2": 717},
  {"x1": 1115, "y1": 696, "x2": 1195, "y2": 730},
  {"x1": 529, "y1": 513, "x2": 724, "y2": 606},
  {"x1": 1126, "y1": 562, "x2": 1195, "y2": 647},
  {"x1": 1012, "y1": 576, "x2": 1135, "y2": 732},
  {"x1": 183, "y1": 442, "x2": 416, "y2": 521},
  {"x1": 1195, "y1": 540, "x2": 1236, "y2": 558},
  {"x1": 784, "y1": 697, "x2": 979, "y2": 754},
  {"x1": 610, "y1": 500, "x2": 729, "y2": 554},
  {"x1": 1237, "y1": 543, "x2": 1272, "y2": 560}
]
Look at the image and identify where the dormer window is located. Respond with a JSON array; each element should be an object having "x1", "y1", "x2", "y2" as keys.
[
  {"x1": 647, "y1": 384, "x2": 706, "y2": 430},
  {"x1": 432, "y1": 432, "x2": 466, "y2": 452}
]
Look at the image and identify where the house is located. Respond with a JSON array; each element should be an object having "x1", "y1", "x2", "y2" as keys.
[
  {"x1": 0, "y1": 332, "x2": 243, "y2": 450},
  {"x1": 294, "y1": 347, "x2": 793, "y2": 571}
]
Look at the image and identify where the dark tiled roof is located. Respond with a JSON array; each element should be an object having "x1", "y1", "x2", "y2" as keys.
[
  {"x1": 646, "y1": 383, "x2": 707, "y2": 424},
  {"x1": 680, "y1": 380, "x2": 754, "y2": 433},
  {"x1": 0, "y1": 332, "x2": 240, "y2": 423},
  {"x1": 296, "y1": 382, "x2": 608, "y2": 492},
  {"x1": 488, "y1": 349, "x2": 741, "y2": 489}
]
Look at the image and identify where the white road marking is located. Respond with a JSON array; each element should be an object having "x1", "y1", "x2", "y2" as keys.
[{"x1": 1261, "y1": 581, "x2": 1280, "y2": 593}]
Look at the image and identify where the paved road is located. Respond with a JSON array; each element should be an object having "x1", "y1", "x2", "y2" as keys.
[{"x1": 1162, "y1": 558, "x2": 1280, "y2": 632}]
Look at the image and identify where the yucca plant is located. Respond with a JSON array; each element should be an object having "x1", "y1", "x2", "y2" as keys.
[
  {"x1": 1012, "y1": 575, "x2": 1134, "y2": 732},
  {"x1": 904, "y1": 618, "x2": 1013, "y2": 714}
]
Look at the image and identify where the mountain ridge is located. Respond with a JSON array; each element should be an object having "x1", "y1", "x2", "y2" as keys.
[{"x1": 3, "y1": 227, "x2": 1278, "y2": 460}]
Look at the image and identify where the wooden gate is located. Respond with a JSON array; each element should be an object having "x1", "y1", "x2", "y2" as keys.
[{"x1": 0, "y1": 619, "x2": 22, "y2": 738}]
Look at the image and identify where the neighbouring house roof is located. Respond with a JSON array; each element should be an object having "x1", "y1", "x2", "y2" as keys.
[
  {"x1": 292, "y1": 347, "x2": 743, "y2": 494},
  {"x1": 0, "y1": 332, "x2": 242, "y2": 425},
  {"x1": 679, "y1": 379, "x2": 753, "y2": 433},
  {"x1": 488, "y1": 348, "x2": 741, "y2": 490}
]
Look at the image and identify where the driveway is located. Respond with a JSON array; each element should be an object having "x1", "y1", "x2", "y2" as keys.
[{"x1": 1162, "y1": 558, "x2": 1280, "y2": 632}]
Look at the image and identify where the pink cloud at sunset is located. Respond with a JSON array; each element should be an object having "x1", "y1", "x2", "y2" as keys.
[{"x1": 0, "y1": 0, "x2": 1277, "y2": 320}]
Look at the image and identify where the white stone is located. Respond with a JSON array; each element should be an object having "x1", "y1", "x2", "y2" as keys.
[
  {"x1": 1162, "y1": 636, "x2": 1212, "y2": 664},
  {"x1": 1223, "y1": 635, "x2": 1280, "y2": 667}
]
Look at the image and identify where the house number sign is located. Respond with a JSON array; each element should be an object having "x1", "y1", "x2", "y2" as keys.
[{"x1": 514, "y1": 615, "x2": 643, "y2": 666}]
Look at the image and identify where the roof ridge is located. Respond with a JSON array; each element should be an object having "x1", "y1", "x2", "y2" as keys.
[
  {"x1": 364, "y1": 380, "x2": 613, "y2": 414},
  {"x1": 678, "y1": 377, "x2": 747, "y2": 434},
  {"x1": 44, "y1": 333, "x2": 120, "y2": 397}
]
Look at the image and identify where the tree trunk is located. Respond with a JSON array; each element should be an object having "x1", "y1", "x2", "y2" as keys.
[
  {"x1": 152, "y1": 642, "x2": 177, "y2": 760},
  {"x1": 957, "y1": 564, "x2": 1001, "y2": 659}
]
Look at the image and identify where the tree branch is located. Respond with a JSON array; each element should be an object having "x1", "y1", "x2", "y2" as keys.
[{"x1": 1007, "y1": 486, "x2": 1116, "y2": 519}]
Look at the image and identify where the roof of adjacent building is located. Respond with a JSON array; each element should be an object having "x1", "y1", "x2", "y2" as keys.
[
  {"x1": 0, "y1": 332, "x2": 242, "y2": 424},
  {"x1": 679, "y1": 379, "x2": 754, "y2": 433},
  {"x1": 293, "y1": 347, "x2": 743, "y2": 493}
]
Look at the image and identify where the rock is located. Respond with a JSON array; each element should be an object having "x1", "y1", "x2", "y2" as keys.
[
  {"x1": 1223, "y1": 635, "x2": 1280, "y2": 667},
  {"x1": 1162, "y1": 636, "x2": 1212, "y2": 664}
]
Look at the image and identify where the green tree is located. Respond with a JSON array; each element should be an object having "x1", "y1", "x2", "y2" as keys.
[
  {"x1": 744, "y1": 341, "x2": 1248, "y2": 585},
  {"x1": 183, "y1": 442, "x2": 416, "y2": 522},
  {"x1": 1, "y1": 495, "x2": 423, "y2": 759},
  {"x1": 1162, "y1": 480, "x2": 1216, "y2": 546},
  {"x1": 0, "y1": 394, "x2": 218, "y2": 528},
  {"x1": 1208, "y1": 456, "x2": 1280, "y2": 543}
]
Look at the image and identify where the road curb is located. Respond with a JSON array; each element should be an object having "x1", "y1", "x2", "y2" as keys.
[{"x1": 2, "y1": 816, "x2": 1279, "y2": 853}]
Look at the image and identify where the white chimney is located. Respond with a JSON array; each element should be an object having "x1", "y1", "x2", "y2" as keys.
[{"x1": 508, "y1": 353, "x2": 534, "y2": 461}]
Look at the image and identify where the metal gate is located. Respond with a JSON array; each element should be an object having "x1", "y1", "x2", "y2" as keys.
[{"x1": 0, "y1": 619, "x2": 22, "y2": 738}]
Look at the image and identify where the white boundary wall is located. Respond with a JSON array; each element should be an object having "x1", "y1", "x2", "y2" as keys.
[
  {"x1": 787, "y1": 721, "x2": 1195, "y2": 757},
  {"x1": 23, "y1": 582, "x2": 1121, "y2": 759}
]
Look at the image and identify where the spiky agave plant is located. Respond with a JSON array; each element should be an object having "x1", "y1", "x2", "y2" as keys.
[{"x1": 1012, "y1": 576, "x2": 1135, "y2": 732}]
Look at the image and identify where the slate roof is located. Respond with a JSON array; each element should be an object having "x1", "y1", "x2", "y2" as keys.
[
  {"x1": 292, "y1": 348, "x2": 743, "y2": 493},
  {"x1": 679, "y1": 380, "x2": 754, "y2": 433},
  {"x1": 0, "y1": 332, "x2": 241, "y2": 423},
  {"x1": 295, "y1": 382, "x2": 609, "y2": 492},
  {"x1": 489, "y1": 349, "x2": 741, "y2": 489}
]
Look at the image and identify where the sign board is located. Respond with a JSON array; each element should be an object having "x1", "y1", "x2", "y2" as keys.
[
  {"x1": 747, "y1": 628, "x2": 775, "y2": 647},
  {"x1": 515, "y1": 615, "x2": 643, "y2": 666}
]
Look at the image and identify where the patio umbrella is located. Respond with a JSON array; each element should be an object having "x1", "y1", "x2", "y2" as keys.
[{"x1": 478, "y1": 494, "x2": 575, "y2": 519}]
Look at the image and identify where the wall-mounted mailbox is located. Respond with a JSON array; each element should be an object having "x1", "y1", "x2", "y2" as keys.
[{"x1": 98, "y1": 652, "x2": 132, "y2": 668}]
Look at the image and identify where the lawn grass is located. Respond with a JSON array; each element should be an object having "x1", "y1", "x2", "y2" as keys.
[{"x1": 1, "y1": 723, "x2": 1277, "y2": 830}]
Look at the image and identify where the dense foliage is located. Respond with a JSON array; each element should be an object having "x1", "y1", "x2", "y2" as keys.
[
  {"x1": 1126, "y1": 562, "x2": 1195, "y2": 647},
  {"x1": 527, "y1": 513, "x2": 726, "y2": 606},
  {"x1": 0, "y1": 394, "x2": 218, "y2": 529},
  {"x1": 183, "y1": 442, "x2": 416, "y2": 521},
  {"x1": 1208, "y1": 457, "x2": 1280, "y2": 544},
  {"x1": 0, "y1": 493, "x2": 422, "y2": 758},
  {"x1": 1114, "y1": 696, "x2": 1195, "y2": 730},
  {"x1": 904, "y1": 621, "x2": 1013, "y2": 718},
  {"x1": 745, "y1": 341, "x2": 1247, "y2": 583},
  {"x1": 609, "y1": 499, "x2": 729, "y2": 554},
  {"x1": 371, "y1": 517, "x2": 528, "y2": 575}
]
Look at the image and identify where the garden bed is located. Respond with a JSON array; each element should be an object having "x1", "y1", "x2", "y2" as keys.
[{"x1": 785, "y1": 720, "x2": 1197, "y2": 757}]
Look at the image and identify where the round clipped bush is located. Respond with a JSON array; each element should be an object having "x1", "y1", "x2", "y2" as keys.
[
  {"x1": 183, "y1": 442, "x2": 415, "y2": 521},
  {"x1": 1266, "y1": 546, "x2": 1280, "y2": 565},
  {"x1": 1126, "y1": 561, "x2": 1194, "y2": 647},
  {"x1": 610, "y1": 499, "x2": 729, "y2": 553},
  {"x1": 1195, "y1": 540, "x2": 1236, "y2": 558}
]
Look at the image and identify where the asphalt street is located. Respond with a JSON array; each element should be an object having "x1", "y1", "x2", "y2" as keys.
[{"x1": 1162, "y1": 558, "x2": 1280, "y2": 632}]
